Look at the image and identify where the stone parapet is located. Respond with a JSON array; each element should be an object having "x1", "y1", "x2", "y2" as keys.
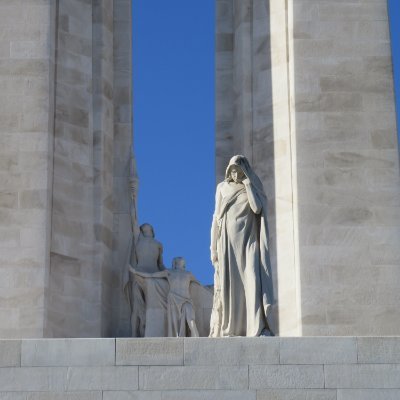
[{"x1": 1, "y1": 337, "x2": 400, "y2": 398}]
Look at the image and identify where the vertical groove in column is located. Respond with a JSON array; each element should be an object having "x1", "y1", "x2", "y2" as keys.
[
  {"x1": 44, "y1": 0, "x2": 60, "y2": 338},
  {"x1": 250, "y1": 0, "x2": 254, "y2": 166},
  {"x1": 233, "y1": 0, "x2": 253, "y2": 158},
  {"x1": 285, "y1": 0, "x2": 301, "y2": 336}
]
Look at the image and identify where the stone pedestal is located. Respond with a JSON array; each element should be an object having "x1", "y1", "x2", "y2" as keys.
[{"x1": 1, "y1": 337, "x2": 400, "y2": 398}]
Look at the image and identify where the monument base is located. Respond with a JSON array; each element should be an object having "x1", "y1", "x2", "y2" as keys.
[{"x1": 0, "y1": 337, "x2": 399, "y2": 399}]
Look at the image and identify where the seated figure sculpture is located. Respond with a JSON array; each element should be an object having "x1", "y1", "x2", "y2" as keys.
[
  {"x1": 133, "y1": 257, "x2": 199, "y2": 337},
  {"x1": 124, "y1": 223, "x2": 165, "y2": 337}
]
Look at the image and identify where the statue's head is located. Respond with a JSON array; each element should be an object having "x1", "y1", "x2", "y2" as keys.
[
  {"x1": 172, "y1": 257, "x2": 186, "y2": 271},
  {"x1": 225, "y1": 155, "x2": 249, "y2": 183},
  {"x1": 228, "y1": 165, "x2": 245, "y2": 183},
  {"x1": 140, "y1": 223, "x2": 155, "y2": 238}
]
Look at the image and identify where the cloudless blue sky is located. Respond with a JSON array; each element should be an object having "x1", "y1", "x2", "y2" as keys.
[
  {"x1": 133, "y1": 2, "x2": 400, "y2": 285},
  {"x1": 132, "y1": 0, "x2": 215, "y2": 284}
]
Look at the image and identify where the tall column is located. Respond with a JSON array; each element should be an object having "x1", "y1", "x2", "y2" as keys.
[
  {"x1": 216, "y1": 0, "x2": 300, "y2": 335},
  {"x1": 216, "y1": 0, "x2": 400, "y2": 335},
  {"x1": 0, "y1": 1, "x2": 57, "y2": 338},
  {"x1": 47, "y1": 0, "x2": 98, "y2": 337},
  {"x1": 112, "y1": 0, "x2": 136, "y2": 337},
  {"x1": 289, "y1": 0, "x2": 400, "y2": 335},
  {"x1": 46, "y1": 0, "x2": 135, "y2": 337},
  {"x1": 0, "y1": 0, "x2": 135, "y2": 338}
]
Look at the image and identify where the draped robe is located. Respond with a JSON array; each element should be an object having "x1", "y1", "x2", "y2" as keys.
[{"x1": 210, "y1": 156, "x2": 273, "y2": 337}]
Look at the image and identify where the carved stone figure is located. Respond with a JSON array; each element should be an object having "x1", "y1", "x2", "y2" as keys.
[
  {"x1": 210, "y1": 155, "x2": 274, "y2": 337},
  {"x1": 134, "y1": 257, "x2": 199, "y2": 337},
  {"x1": 124, "y1": 223, "x2": 165, "y2": 337},
  {"x1": 133, "y1": 223, "x2": 164, "y2": 273}
]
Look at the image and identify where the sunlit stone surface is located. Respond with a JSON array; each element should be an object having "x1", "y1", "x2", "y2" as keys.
[
  {"x1": 0, "y1": 337, "x2": 399, "y2": 397},
  {"x1": 216, "y1": 0, "x2": 400, "y2": 336},
  {"x1": 0, "y1": 0, "x2": 135, "y2": 338}
]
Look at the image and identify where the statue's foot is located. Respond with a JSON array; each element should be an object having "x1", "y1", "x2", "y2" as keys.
[{"x1": 259, "y1": 328, "x2": 274, "y2": 337}]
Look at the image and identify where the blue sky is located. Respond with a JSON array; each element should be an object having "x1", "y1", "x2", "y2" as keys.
[
  {"x1": 132, "y1": 0, "x2": 215, "y2": 284},
  {"x1": 133, "y1": 2, "x2": 400, "y2": 285}
]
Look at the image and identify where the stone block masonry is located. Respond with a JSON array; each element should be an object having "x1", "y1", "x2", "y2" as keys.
[
  {"x1": 216, "y1": 0, "x2": 400, "y2": 337},
  {"x1": 0, "y1": 0, "x2": 135, "y2": 338},
  {"x1": 0, "y1": 337, "x2": 400, "y2": 398}
]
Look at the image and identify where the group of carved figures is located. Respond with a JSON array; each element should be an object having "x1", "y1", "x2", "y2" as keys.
[
  {"x1": 123, "y1": 223, "x2": 200, "y2": 337},
  {"x1": 124, "y1": 155, "x2": 274, "y2": 338}
]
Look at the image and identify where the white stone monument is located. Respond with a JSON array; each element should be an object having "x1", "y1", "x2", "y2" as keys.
[{"x1": 0, "y1": 0, "x2": 398, "y2": 343}]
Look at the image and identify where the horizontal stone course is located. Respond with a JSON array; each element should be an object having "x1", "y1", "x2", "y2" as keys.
[
  {"x1": 325, "y1": 364, "x2": 400, "y2": 389},
  {"x1": 0, "y1": 367, "x2": 66, "y2": 391},
  {"x1": 139, "y1": 366, "x2": 248, "y2": 391},
  {"x1": 0, "y1": 338, "x2": 398, "y2": 397},
  {"x1": 249, "y1": 365, "x2": 325, "y2": 389},
  {"x1": 21, "y1": 338, "x2": 115, "y2": 367},
  {"x1": 103, "y1": 391, "x2": 256, "y2": 400},
  {"x1": 357, "y1": 337, "x2": 400, "y2": 364},
  {"x1": 280, "y1": 337, "x2": 357, "y2": 364},
  {"x1": 0, "y1": 393, "x2": 102, "y2": 400},
  {"x1": 116, "y1": 338, "x2": 183, "y2": 366},
  {"x1": 103, "y1": 392, "x2": 161, "y2": 400},
  {"x1": 65, "y1": 366, "x2": 138, "y2": 391},
  {"x1": 256, "y1": 389, "x2": 337, "y2": 400},
  {"x1": 0, "y1": 340, "x2": 20, "y2": 367},
  {"x1": 337, "y1": 389, "x2": 400, "y2": 400},
  {"x1": 184, "y1": 337, "x2": 279, "y2": 366},
  {"x1": 161, "y1": 391, "x2": 256, "y2": 400}
]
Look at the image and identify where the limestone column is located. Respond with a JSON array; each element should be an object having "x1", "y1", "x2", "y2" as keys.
[
  {"x1": 0, "y1": 0, "x2": 135, "y2": 338},
  {"x1": 46, "y1": 0, "x2": 135, "y2": 338},
  {"x1": 288, "y1": 0, "x2": 400, "y2": 335},
  {"x1": 216, "y1": 0, "x2": 300, "y2": 335},
  {"x1": 0, "y1": 1, "x2": 57, "y2": 338},
  {"x1": 216, "y1": 0, "x2": 400, "y2": 335},
  {"x1": 112, "y1": 0, "x2": 137, "y2": 337}
]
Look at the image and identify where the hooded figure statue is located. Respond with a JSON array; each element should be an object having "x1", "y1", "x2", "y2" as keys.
[{"x1": 209, "y1": 155, "x2": 274, "y2": 337}]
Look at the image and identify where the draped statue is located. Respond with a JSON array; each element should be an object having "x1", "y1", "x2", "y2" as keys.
[
  {"x1": 123, "y1": 223, "x2": 165, "y2": 337},
  {"x1": 210, "y1": 155, "x2": 274, "y2": 337}
]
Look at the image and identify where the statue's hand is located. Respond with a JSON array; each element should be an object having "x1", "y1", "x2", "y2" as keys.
[{"x1": 242, "y1": 178, "x2": 251, "y2": 185}]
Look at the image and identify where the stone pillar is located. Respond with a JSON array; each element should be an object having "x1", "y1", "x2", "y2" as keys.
[
  {"x1": 289, "y1": 0, "x2": 400, "y2": 335},
  {"x1": 112, "y1": 0, "x2": 137, "y2": 337},
  {"x1": 0, "y1": 0, "x2": 135, "y2": 338},
  {"x1": 45, "y1": 0, "x2": 135, "y2": 338},
  {"x1": 216, "y1": 0, "x2": 299, "y2": 335},
  {"x1": 216, "y1": 0, "x2": 400, "y2": 335},
  {"x1": 47, "y1": 0, "x2": 98, "y2": 337},
  {"x1": 0, "y1": 1, "x2": 57, "y2": 338}
]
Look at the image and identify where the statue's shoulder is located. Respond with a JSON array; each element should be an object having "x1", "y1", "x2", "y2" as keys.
[
  {"x1": 216, "y1": 181, "x2": 228, "y2": 192},
  {"x1": 154, "y1": 239, "x2": 163, "y2": 248},
  {"x1": 218, "y1": 181, "x2": 233, "y2": 197}
]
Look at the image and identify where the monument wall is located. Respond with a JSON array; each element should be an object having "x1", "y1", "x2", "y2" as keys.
[
  {"x1": 1, "y1": 337, "x2": 400, "y2": 398},
  {"x1": 216, "y1": 0, "x2": 400, "y2": 335},
  {"x1": 0, "y1": 0, "x2": 135, "y2": 338}
]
